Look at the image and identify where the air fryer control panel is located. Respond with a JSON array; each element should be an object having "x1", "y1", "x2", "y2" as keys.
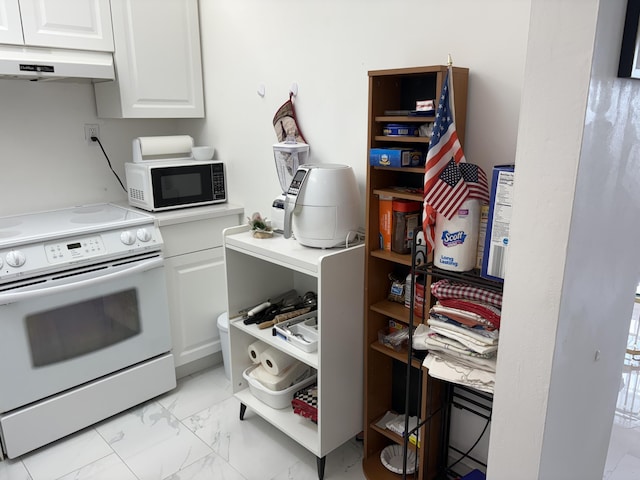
[{"x1": 286, "y1": 168, "x2": 310, "y2": 196}]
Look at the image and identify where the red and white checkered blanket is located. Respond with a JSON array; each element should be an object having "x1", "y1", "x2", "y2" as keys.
[
  {"x1": 431, "y1": 279, "x2": 502, "y2": 308},
  {"x1": 291, "y1": 384, "x2": 317, "y2": 423}
]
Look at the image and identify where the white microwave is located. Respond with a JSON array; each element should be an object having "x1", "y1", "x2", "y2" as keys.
[{"x1": 125, "y1": 160, "x2": 227, "y2": 212}]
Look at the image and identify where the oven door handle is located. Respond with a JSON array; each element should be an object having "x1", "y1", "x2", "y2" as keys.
[{"x1": 0, "y1": 257, "x2": 164, "y2": 305}]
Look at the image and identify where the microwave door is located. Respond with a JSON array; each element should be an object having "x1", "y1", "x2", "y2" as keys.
[{"x1": 151, "y1": 165, "x2": 213, "y2": 209}]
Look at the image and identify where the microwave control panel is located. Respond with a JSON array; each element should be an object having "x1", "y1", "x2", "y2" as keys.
[{"x1": 212, "y1": 163, "x2": 226, "y2": 200}]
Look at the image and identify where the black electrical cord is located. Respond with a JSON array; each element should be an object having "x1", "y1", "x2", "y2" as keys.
[
  {"x1": 91, "y1": 136, "x2": 126, "y2": 192},
  {"x1": 447, "y1": 416, "x2": 491, "y2": 473}
]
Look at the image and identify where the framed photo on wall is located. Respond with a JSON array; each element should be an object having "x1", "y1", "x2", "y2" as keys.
[{"x1": 619, "y1": 0, "x2": 640, "y2": 78}]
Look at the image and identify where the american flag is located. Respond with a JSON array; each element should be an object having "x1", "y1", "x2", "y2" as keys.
[
  {"x1": 422, "y1": 68, "x2": 489, "y2": 253},
  {"x1": 426, "y1": 158, "x2": 469, "y2": 219},
  {"x1": 459, "y1": 162, "x2": 489, "y2": 204},
  {"x1": 423, "y1": 68, "x2": 466, "y2": 252}
]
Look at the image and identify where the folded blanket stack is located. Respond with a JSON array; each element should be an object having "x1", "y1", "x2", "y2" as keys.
[{"x1": 413, "y1": 279, "x2": 502, "y2": 393}]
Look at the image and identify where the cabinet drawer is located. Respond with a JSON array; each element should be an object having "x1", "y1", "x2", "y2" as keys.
[{"x1": 161, "y1": 216, "x2": 240, "y2": 257}]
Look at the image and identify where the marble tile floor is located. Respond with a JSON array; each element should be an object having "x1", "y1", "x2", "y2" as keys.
[
  {"x1": 0, "y1": 366, "x2": 366, "y2": 480},
  {"x1": 1, "y1": 358, "x2": 638, "y2": 480}
]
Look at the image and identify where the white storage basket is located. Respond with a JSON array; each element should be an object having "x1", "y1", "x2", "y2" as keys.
[{"x1": 243, "y1": 365, "x2": 316, "y2": 409}]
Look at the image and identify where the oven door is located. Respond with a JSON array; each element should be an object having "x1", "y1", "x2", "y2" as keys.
[{"x1": 0, "y1": 255, "x2": 171, "y2": 413}]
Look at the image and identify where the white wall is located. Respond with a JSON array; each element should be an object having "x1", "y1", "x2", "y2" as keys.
[
  {"x1": 176, "y1": 0, "x2": 531, "y2": 470},
  {"x1": 0, "y1": 80, "x2": 180, "y2": 217},
  {"x1": 489, "y1": 0, "x2": 640, "y2": 477},
  {"x1": 182, "y1": 0, "x2": 532, "y2": 224}
]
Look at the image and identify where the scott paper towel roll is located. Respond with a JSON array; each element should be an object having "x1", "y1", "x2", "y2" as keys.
[
  {"x1": 134, "y1": 135, "x2": 194, "y2": 161},
  {"x1": 248, "y1": 341, "x2": 269, "y2": 364},
  {"x1": 260, "y1": 347, "x2": 296, "y2": 376},
  {"x1": 434, "y1": 199, "x2": 481, "y2": 272}
]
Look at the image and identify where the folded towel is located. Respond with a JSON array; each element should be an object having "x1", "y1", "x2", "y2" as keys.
[
  {"x1": 431, "y1": 278, "x2": 503, "y2": 307},
  {"x1": 424, "y1": 351, "x2": 495, "y2": 393}
]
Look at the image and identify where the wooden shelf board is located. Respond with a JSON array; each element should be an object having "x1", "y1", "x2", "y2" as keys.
[
  {"x1": 370, "y1": 423, "x2": 418, "y2": 452},
  {"x1": 372, "y1": 166, "x2": 424, "y2": 174},
  {"x1": 370, "y1": 341, "x2": 424, "y2": 369},
  {"x1": 370, "y1": 249, "x2": 413, "y2": 266},
  {"x1": 375, "y1": 115, "x2": 435, "y2": 123},
  {"x1": 372, "y1": 188, "x2": 422, "y2": 202},
  {"x1": 375, "y1": 135, "x2": 430, "y2": 144},
  {"x1": 370, "y1": 299, "x2": 411, "y2": 323}
]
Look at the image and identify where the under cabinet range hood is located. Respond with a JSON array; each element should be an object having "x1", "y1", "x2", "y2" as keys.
[{"x1": 0, "y1": 45, "x2": 115, "y2": 82}]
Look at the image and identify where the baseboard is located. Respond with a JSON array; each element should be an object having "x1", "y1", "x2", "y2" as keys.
[{"x1": 175, "y1": 352, "x2": 223, "y2": 379}]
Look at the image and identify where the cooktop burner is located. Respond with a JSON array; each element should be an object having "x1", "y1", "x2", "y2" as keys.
[{"x1": 0, "y1": 203, "x2": 153, "y2": 248}]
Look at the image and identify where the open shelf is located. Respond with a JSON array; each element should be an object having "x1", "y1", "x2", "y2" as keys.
[
  {"x1": 370, "y1": 341, "x2": 424, "y2": 369},
  {"x1": 373, "y1": 166, "x2": 425, "y2": 174},
  {"x1": 372, "y1": 187, "x2": 423, "y2": 203},
  {"x1": 235, "y1": 388, "x2": 318, "y2": 454},
  {"x1": 375, "y1": 135, "x2": 430, "y2": 144},
  {"x1": 230, "y1": 315, "x2": 318, "y2": 369},
  {"x1": 370, "y1": 299, "x2": 411, "y2": 323},
  {"x1": 370, "y1": 414, "x2": 419, "y2": 451},
  {"x1": 370, "y1": 249, "x2": 413, "y2": 267},
  {"x1": 375, "y1": 115, "x2": 436, "y2": 123}
]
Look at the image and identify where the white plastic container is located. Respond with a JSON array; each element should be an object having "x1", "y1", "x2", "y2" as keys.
[
  {"x1": 217, "y1": 312, "x2": 230, "y2": 380},
  {"x1": 273, "y1": 141, "x2": 309, "y2": 192},
  {"x1": 273, "y1": 316, "x2": 319, "y2": 353},
  {"x1": 243, "y1": 365, "x2": 316, "y2": 409},
  {"x1": 250, "y1": 362, "x2": 311, "y2": 391}
]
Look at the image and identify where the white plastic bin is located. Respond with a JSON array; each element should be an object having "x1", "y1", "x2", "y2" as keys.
[{"x1": 217, "y1": 312, "x2": 230, "y2": 380}]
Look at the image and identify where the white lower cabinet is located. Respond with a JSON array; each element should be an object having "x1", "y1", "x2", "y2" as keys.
[
  {"x1": 224, "y1": 225, "x2": 364, "y2": 480},
  {"x1": 155, "y1": 205, "x2": 243, "y2": 376},
  {"x1": 165, "y1": 247, "x2": 226, "y2": 368}
]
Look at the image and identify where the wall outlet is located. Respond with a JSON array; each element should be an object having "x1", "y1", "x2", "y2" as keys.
[{"x1": 84, "y1": 124, "x2": 100, "y2": 145}]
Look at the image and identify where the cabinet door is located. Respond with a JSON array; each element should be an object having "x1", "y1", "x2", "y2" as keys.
[
  {"x1": 0, "y1": 0, "x2": 24, "y2": 45},
  {"x1": 165, "y1": 247, "x2": 227, "y2": 367},
  {"x1": 18, "y1": 0, "x2": 114, "y2": 51},
  {"x1": 94, "y1": 0, "x2": 204, "y2": 118}
]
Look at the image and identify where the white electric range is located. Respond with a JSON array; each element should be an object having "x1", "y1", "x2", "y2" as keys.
[{"x1": 0, "y1": 203, "x2": 176, "y2": 459}]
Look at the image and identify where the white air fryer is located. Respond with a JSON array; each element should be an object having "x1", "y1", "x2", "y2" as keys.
[{"x1": 283, "y1": 164, "x2": 360, "y2": 248}]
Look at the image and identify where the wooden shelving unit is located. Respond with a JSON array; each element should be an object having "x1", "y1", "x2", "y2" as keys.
[{"x1": 363, "y1": 65, "x2": 469, "y2": 479}]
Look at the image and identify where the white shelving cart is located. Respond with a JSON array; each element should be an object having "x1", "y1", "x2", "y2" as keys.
[{"x1": 223, "y1": 225, "x2": 364, "y2": 480}]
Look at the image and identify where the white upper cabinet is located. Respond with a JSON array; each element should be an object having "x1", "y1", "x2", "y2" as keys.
[
  {"x1": 0, "y1": 0, "x2": 24, "y2": 45},
  {"x1": 94, "y1": 0, "x2": 204, "y2": 118},
  {"x1": 2, "y1": 0, "x2": 114, "y2": 51}
]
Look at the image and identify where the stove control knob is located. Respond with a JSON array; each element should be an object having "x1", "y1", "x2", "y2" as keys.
[
  {"x1": 136, "y1": 228, "x2": 152, "y2": 242},
  {"x1": 120, "y1": 231, "x2": 136, "y2": 245},
  {"x1": 6, "y1": 250, "x2": 26, "y2": 268}
]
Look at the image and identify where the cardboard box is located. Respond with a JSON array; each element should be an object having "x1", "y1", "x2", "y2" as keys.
[
  {"x1": 481, "y1": 165, "x2": 515, "y2": 282},
  {"x1": 378, "y1": 195, "x2": 393, "y2": 251},
  {"x1": 475, "y1": 204, "x2": 490, "y2": 270},
  {"x1": 369, "y1": 148, "x2": 422, "y2": 167}
]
